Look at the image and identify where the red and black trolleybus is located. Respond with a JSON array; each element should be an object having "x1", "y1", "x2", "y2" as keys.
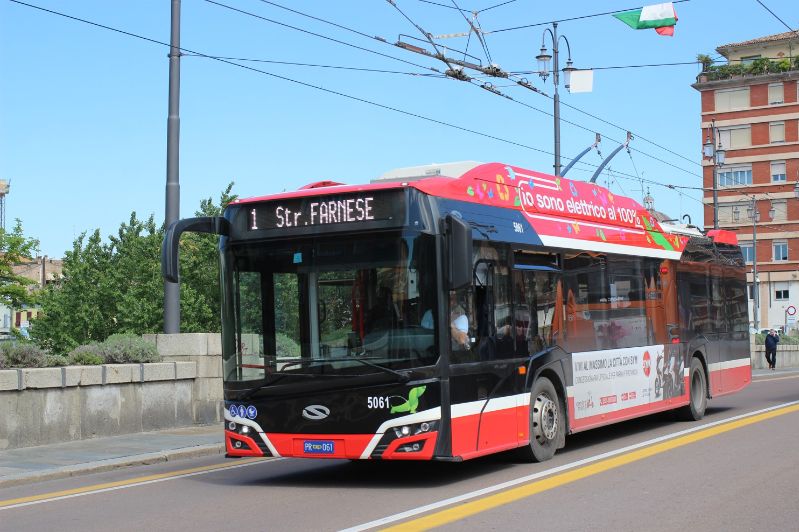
[{"x1": 162, "y1": 162, "x2": 751, "y2": 462}]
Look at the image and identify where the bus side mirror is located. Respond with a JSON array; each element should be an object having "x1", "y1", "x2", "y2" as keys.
[
  {"x1": 445, "y1": 214, "x2": 473, "y2": 290},
  {"x1": 162, "y1": 217, "x2": 231, "y2": 283}
]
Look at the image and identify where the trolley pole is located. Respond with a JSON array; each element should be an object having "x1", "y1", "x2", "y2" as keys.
[{"x1": 164, "y1": 0, "x2": 181, "y2": 333}]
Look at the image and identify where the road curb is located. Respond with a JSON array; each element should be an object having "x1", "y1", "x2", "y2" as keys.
[{"x1": 0, "y1": 443, "x2": 225, "y2": 489}]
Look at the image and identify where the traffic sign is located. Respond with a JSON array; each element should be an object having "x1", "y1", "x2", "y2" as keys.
[{"x1": 787, "y1": 305, "x2": 797, "y2": 316}]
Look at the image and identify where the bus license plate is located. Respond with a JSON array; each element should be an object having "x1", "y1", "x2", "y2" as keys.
[{"x1": 303, "y1": 440, "x2": 335, "y2": 454}]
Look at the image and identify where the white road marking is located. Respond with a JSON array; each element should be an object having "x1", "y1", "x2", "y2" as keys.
[{"x1": 340, "y1": 399, "x2": 799, "y2": 532}]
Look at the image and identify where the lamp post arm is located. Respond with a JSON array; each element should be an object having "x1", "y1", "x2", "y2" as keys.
[
  {"x1": 558, "y1": 34, "x2": 572, "y2": 61},
  {"x1": 552, "y1": 22, "x2": 561, "y2": 175}
]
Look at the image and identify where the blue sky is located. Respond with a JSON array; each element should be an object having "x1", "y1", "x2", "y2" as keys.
[{"x1": 1, "y1": 0, "x2": 797, "y2": 257}]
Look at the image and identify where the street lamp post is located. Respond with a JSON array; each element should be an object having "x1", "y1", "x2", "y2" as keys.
[
  {"x1": 536, "y1": 22, "x2": 577, "y2": 177},
  {"x1": 745, "y1": 199, "x2": 769, "y2": 332},
  {"x1": 703, "y1": 119, "x2": 726, "y2": 230}
]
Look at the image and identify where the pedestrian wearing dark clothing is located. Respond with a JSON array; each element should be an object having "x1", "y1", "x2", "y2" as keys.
[{"x1": 765, "y1": 329, "x2": 779, "y2": 370}]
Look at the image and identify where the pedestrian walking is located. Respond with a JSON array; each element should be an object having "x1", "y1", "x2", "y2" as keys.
[{"x1": 764, "y1": 329, "x2": 779, "y2": 370}]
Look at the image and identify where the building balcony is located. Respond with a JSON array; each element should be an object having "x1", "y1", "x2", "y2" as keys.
[{"x1": 695, "y1": 57, "x2": 799, "y2": 86}]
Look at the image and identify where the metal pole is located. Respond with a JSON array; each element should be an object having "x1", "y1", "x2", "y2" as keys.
[
  {"x1": 164, "y1": 0, "x2": 181, "y2": 334},
  {"x1": 752, "y1": 200, "x2": 760, "y2": 331},
  {"x1": 552, "y1": 22, "x2": 561, "y2": 176},
  {"x1": 711, "y1": 120, "x2": 719, "y2": 230}
]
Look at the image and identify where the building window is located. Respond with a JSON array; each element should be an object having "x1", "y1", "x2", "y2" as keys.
[
  {"x1": 770, "y1": 122, "x2": 785, "y2": 143},
  {"x1": 719, "y1": 202, "x2": 749, "y2": 223},
  {"x1": 768, "y1": 83, "x2": 784, "y2": 105},
  {"x1": 775, "y1": 281, "x2": 790, "y2": 300},
  {"x1": 717, "y1": 165, "x2": 752, "y2": 187},
  {"x1": 771, "y1": 161, "x2": 787, "y2": 182},
  {"x1": 773, "y1": 241, "x2": 788, "y2": 261},
  {"x1": 740, "y1": 55, "x2": 761, "y2": 65},
  {"x1": 718, "y1": 126, "x2": 751, "y2": 149},
  {"x1": 715, "y1": 87, "x2": 750, "y2": 111},
  {"x1": 739, "y1": 242, "x2": 754, "y2": 263},
  {"x1": 770, "y1": 200, "x2": 787, "y2": 221}
]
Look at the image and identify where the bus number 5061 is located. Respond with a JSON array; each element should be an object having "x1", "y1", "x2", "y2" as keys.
[{"x1": 367, "y1": 396, "x2": 391, "y2": 409}]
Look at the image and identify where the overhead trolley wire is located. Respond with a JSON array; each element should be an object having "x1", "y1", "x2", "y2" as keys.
[
  {"x1": 181, "y1": 54, "x2": 447, "y2": 77},
  {"x1": 245, "y1": 0, "x2": 703, "y2": 178},
  {"x1": 7, "y1": 1, "x2": 555, "y2": 154},
  {"x1": 203, "y1": 0, "x2": 443, "y2": 75},
  {"x1": 486, "y1": 0, "x2": 692, "y2": 33},
  {"x1": 380, "y1": 2, "x2": 703, "y2": 178},
  {"x1": 417, "y1": 0, "x2": 519, "y2": 14},
  {"x1": 10, "y1": 0, "x2": 699, "y2": 199},
  {"x1": 753, "y1": 0, "x2": 799, "y2": 35}
]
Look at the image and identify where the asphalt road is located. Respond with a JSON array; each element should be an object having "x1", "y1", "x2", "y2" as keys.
[{"x1": 1, "y1": 372, "x2": 797, "y2": 532}]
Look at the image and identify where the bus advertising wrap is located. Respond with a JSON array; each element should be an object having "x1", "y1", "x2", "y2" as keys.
[{"x1": 570, "y1": 344, "x2": 668, "y2": 420}]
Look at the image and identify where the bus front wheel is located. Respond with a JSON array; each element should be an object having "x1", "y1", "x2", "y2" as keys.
[
  {"x1": 679, "y1": 357, "x2": 707, "y2": 421},
  {"x1": 519, "y1": 376, "x2": 563, "y2": 462}
]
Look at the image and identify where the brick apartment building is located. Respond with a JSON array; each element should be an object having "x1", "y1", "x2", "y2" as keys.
[
  {"x1": 0, "y1": 256, "x2": 63, "y2": 337},
  {"x1": 693, "y1": 31, "x2": 799, "y2": 332}
]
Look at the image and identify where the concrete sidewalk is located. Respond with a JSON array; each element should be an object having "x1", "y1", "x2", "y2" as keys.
[{"x1": 0, "y1": 425, "x2": 224, "y2": 488}]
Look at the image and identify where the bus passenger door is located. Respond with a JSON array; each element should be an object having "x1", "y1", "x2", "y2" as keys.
[{"x1": 474, "y1": 252, "x2": 518, "y2": 453}]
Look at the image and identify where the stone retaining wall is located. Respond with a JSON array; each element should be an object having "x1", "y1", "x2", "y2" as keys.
[
  {"x1": 0, "y1": 333, "x2": 226, "y2": 451},
  {"x1": 0, "y1": 362, "x2": 196, "y2": 450},
  {"x1": 751, "y1": 343, "x2": 799, "y2": 369}
]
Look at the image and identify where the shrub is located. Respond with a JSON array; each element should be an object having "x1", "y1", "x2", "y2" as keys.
[
  {"x1": 1, "y1": 343, "x2": 48, "y2": 368},
  {"x1": 0, "y1": 350, "x2": 5, "y2": 369},
  {"x1": 101, "y1": 334, "x2": 160, "y2": 364},
  {"x1": 45, "y1": 354, "x2": 69, "y2": 367},
  {"x1": 68, "y1": 344, "x2": 105, "y2": 365},
  {"x1": 276, "y1": 333, "x2": 301, "y2": 358}
]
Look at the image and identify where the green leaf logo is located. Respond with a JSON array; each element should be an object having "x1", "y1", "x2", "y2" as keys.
[{"x1": 390, "y1": 386, "x2": 427, "y2": 414}]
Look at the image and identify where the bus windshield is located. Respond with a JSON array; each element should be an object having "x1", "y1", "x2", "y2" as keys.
[{"x1": 223, "y1": 232, "x2": 439, "y2": 383}]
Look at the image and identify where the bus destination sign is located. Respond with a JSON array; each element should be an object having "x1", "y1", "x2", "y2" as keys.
[{"x1": 248, "y1": 189, "x2": 406, "y2": 232}]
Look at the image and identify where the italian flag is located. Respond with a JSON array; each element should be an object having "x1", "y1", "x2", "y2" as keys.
[{"x1": 613, "y1": 3, "x2": 678, "y2": 36}]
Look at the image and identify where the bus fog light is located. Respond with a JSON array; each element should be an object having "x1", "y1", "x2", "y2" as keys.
[{"x1": 234, "y1": 441, "x2": 242, "y2": 449}]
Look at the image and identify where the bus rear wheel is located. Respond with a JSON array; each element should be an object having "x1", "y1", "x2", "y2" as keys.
[
  {"x1": 679, "y1": 357, "x2": 707, "y2": 421},
  {"x1": 518, "y1": 376, "x2": 563, "y2": 462}
]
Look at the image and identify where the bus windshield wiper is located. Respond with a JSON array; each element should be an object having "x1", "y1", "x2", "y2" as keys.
[
  {"x1": 316, "y1": 356, "x2": 411, "y2": 383},
  {"x1": 349, "y1": 357, "x2": 411, "y2": 383}
]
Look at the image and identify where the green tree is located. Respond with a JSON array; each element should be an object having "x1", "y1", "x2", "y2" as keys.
[
  {"x1": 31, "y1": 230, "x2": 115, "y2": 353},
  {"x1": 110, "y1": 213, "x2": 164, "y2": 334},
  {"x1": 179, "y1": 183, "x2": 236, "y2": 332},
  {"x1": 31, "y1": 187, "x2": 236, "y2": 353},
  {"x1": 0, "y1": 220, "x2": 40, "y2": 310}
]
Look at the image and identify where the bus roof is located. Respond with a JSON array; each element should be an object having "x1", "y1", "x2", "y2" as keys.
[{"x1": 232, "y1": 162, "x2": 711, "y2": 259}]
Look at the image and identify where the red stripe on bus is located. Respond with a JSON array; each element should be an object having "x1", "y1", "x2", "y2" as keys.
[
  {"x1": 225, "y1": 430, "x2": 264, "y2": 457},
  {"x1": 381, "y1": 432, "x2": 437, "y2": 460}
]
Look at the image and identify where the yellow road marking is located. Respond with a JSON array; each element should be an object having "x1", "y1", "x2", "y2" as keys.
[
  {"x1": 0, "y1": 457, "x2": 266, "y2": 509},
  {"x1": 382, "y1": 403, "x2": 799, "y2": 531}
]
